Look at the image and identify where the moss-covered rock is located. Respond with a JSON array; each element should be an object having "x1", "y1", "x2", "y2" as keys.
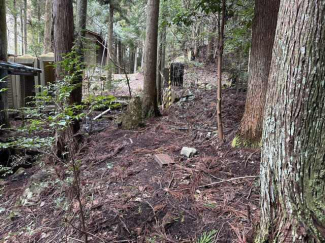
[{"x1": 120, "y1": 97, "x2": 144, "y2": 129}]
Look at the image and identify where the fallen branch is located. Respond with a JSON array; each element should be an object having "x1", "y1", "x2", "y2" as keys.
[
  {"x1": 93, "y1": 108, "x2": 111, "y2": 121},
  {"x1": 199, "y1": 175, "x2": 258, "y2": 188}
]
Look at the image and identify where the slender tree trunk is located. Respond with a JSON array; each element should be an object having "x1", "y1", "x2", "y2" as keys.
[
  {"x1": 259, "y1": 1, "x2": 325, "y2": 242},
  {"x1": 142, "y1": 0, "x2": 160, "y2": 117},
  {"x1": 76, "y1": 0, "x2": 88, "y2": 38},
  {"x1": 74, "y1": 0, "x2": 88, "y2": 105},
  {"x1": 157, "y1": 21, "x2": 166, "y2": 105},
  {"x1": 117, "y1": 40, "x2": 122, "y2": 73},
  {"x1": 114, "y1": 37, "x2": 117, "y2": 72},
  {"x1": 216, "y1": 0, "x2": 226, "y2": 142},
  {"x1": 0, "y1": 0, "x2": 8, "y2": 128},
  {"x1": 206, "y1": 18, "x2": 216, "y2": 63},
  {"x1": 24, "y1": 0, "x2": 27, "y2": 53},
  {"x1": 134, "y1": 46, "x2": 138, "y2": 73},
  {"x1": 43, "y1": 0, "x2": 52, "y2": 53},
  {"x1": 20, "y1": 6, "x2": 24, "y2": 54},
  {"x1": 129, "y1": 46, "x2": 134, "y2": 74},
  {"x1": 235, "y1": 0, "x2": 280, "y2": 147},
  {"x1": 140, "y1": 45, "x2": 144, "y2": 71},
  {"x1": 14, "y1": 0, "x2": 18, "y2": 55},
  {"x1": 106, "y1": 5, "x2": 114, "y2": 87},
  {"x1": 37, "y1": 0, "x2": 41, "y2": 45}
]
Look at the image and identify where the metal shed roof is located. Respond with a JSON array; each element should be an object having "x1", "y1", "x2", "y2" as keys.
[{"x1": 0, "y1": 61, "x2": 42, "y2": 76}]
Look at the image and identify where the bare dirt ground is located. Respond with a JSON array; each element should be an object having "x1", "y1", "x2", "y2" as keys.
[{"x1": 0, "y1": 65, "x2": 260, "y2": 243}]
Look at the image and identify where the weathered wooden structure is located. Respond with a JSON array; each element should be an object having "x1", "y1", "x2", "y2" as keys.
[
  {"x1": 85, "y1": 30, "x2": 107, "y2": 67},
  {"x1": 5, "y1": 55, "x2": 41, "y2": 109},
  {"x1": 170, "y1": 63, "x2": 184, "y2": 87},
  {"x1": 3, "y1": 31, "x2": 106, "y2": 109},
  {"x1": 39, "y1": 52, "x2": 55, "y2": 87}
]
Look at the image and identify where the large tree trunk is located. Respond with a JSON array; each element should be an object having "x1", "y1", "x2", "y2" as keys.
[
  {"x1": 259, "y1": 1, "x2": 325, "y2": 242},
  {"x1": 106, "y1": 5, "x2": 114, "y2": 87},
  {"x1": 76, "y1": 0, "x2": 87, "y2": 38},
  {"x1": 0, "y1": 0, "x2": 8, "y2": 128},
  {"x1": 43, "y1": 0, "x2": 53, "y2": 54},
  {"x1": 53, "y1": 0, "x2": 74, "y2": 80},
  {"x1": 142, "y1": 0, "x2": 160, "y2": 117},
  {"x1": 235, "y1": 0, "x2": 280, "y2": 147}
]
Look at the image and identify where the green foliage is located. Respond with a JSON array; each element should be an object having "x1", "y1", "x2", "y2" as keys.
[
  {"x1": 197, "y1": 0, "x2": 222, "y2": 14},
  {"x1": 197, "y1": 230, "x2": 218, "y2": 243},
  {"x1": 0, "y1": 165, "x2": 13, "y2": 177}
]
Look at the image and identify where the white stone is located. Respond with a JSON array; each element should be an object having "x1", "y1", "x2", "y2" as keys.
[{"x1": 180, "y1": 147, "x2": 197, "y2": 158}]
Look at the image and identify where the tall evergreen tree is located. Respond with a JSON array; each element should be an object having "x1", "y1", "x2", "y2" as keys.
[
  {"x1": 234, "y1": 0, "x2": 280, "y2": 147},
  {"x1": 142, "y1": 0, "x2": 160, "y2": 117},
  {"x1": 43, "y1": 0, "x2": 53, "y2": 54},
  {"x1": 259, "y1": 1, "x2": 325, "y2": 241},
  {"x1": 53, "y1": 0, "x2": 74, "y2": 80},
  {"x1": 74, "y1": 0, "x2": 88, "y2": 105},
  {"x1": 0, "y1": 0, "x2": 8, "y2": 128}
]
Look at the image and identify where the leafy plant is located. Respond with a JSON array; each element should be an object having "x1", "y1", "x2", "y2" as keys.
[{"x1": 197, "y1": 230, "x2": 218, "y2": 243}]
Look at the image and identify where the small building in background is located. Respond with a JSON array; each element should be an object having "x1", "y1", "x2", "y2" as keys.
[
  {"x1": 3, "y1": 30, "x2": 106, "y2": 110},
  {"x1": 39, "y1": 52, "x2": 55, "y2": 87},
  {"x1": 6, "y1": 55, "x2": 41, "y2": 109},
  {"x1": 84, "y1": 30, "x2": 107, "y2": 67},
  {"x1": 0, "y1": 57, "x2": 41, "y2": 110}
]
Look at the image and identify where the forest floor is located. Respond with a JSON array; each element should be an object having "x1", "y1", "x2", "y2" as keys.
[{"x1": 0, "y1": 64, "x2": 261, "y2": 243}]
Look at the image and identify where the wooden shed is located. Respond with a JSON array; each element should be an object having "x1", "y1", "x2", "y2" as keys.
[
  {"x1": 39, "y1": 52, "x2": 55, "y2": 87},
  {"x1": 0, "y1": 57, "x2": 41, "y2": 110},
  {"x1": 85, "y1": 30, "x2": 107, "y2": 67},
  {"x1": 7, "y1": 55, "x2": 40, "y2": 109}
]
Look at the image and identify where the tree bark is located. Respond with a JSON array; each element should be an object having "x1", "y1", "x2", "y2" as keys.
[
  {"x1": 106, "y1": 5, "x2": 114, "y2": 87},
  {"x1": 236, "y1": 0, "x2": 280, "y2": 147},
  {"x1": 74, "y1": 0, "x2": 88, "y2": 105},
  {"x1": 24, "y1": 0, "x2": 27, "y2": 53},
  {"x1": 53, "y1": 0, "x2": 74, "y2": 80},
  {"x1": 157, "y1": 23, "x2": 166, "y2": 105},
  {"x1": 129, "y1": 46, "x2": 134, "y2": 74},
  {"x1": 13, "y1": 0, "x2": 18, "y2": 55},
  {"x1": 117, "y1": 40, "x2": 122, "y2": 73},
  {"x1": 76, "y1": 0, "x2": 87, "y2": 38},
  {"x1": 142, "y1": 0, "x2": 160, "y2": 117},
  {"x1": 0, "y1": 0, "x2": 8, "y2": 128},
  {"x1": 20, "y1": 6, "x2": 24, "y2": 54},
  {"x1": 206, "y1": 18, "x2": 216, "y2": 63},
  {"x1": 134, "y1": 46, "x2": 138, "y2": 73},
  {"x1": 157, "y1": 0, "x2": 167, "y2": 105},
  {"x1": 37, "y1": 0, "x2": 41, "y2": 45},
  {"x1": 259, "y1": 1, "x2": 325, "y2": 242},
  {"x1": 216, "y1": 0, "x2": 225, "y2": 142},
  {"x1": 44, "y1": 0, "x2": 53, "y2": 54}
]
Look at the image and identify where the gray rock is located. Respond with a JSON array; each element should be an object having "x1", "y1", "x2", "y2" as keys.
[{"x1": 180, "y1": 147, "x2": 197, "y2": 158}]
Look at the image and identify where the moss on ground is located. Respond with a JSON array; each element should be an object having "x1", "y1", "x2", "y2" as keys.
[{"x1": 231, "y1": 134, "x2": 261, "y2": 149}]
